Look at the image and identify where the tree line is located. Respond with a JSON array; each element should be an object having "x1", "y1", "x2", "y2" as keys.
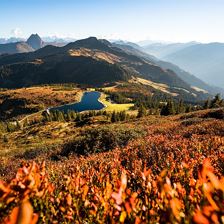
[{"x1": 1, "y1": 94, "x2": 223, "y2": 134}]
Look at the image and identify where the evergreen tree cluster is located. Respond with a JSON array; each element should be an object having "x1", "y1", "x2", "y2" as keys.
[
  {"x1": 42, "y1": 110, "x2": 109, "y2": 123},
  {"x1": 111, "y1": 111, "x2": 133, "y2": 123},
  {"x1": 105, "y1": 92, "x2": 131, "y2": 104},
  {"x1": 42, "y1": 109, "x2": 135, "y2": 124},
  {"x1": 203, "y1": 94, "x2": 224, "y2": 109},
  {"x1": 160, "y1": 99, "x2": 192, "y2": 116}
]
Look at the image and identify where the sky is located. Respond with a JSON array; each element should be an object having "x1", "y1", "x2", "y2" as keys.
[{"x1": 1, "y1": 0, "x2": 224, "y2": 43}]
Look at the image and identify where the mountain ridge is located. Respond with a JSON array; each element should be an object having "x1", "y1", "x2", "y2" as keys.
[
  {"x1": 0, "y1": 34, "x2": 45, "y2": 55},
  {"x1": 114, "y1": 42, "x2": 224, "y2": 95},
  {"x1": 0, "y1": 37, "x2": 209, "y2": 101},
  {"x1": 151, "y1": 42, "x2": 224, "y2": 89}
]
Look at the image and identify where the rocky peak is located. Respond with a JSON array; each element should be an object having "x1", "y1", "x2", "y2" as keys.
[{"x1": 27, "y1": 34, "x2": 44, "y2": 50}]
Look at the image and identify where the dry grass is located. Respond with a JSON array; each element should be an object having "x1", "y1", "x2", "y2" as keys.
[
  {"x1": 0, "y1": 85, "x2": 83, "y2": 120},
  {"x1": 129, "y1": 77, "x2": 179, "y2": 96},
  {"x1": 69, "y1": 48, "x2": 121, "y2": 64},
  {"x1": 0, "y1": 85, "x2": 82, "y2": 107}
]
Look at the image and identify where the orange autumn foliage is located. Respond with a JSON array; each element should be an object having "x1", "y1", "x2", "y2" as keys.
[{"x1": 0, "y1": 158, "x2": 223, "y2": 223}]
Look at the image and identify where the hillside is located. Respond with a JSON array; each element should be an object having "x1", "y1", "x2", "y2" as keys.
[
  {"x1": 0, "y1": 108, "x2": 223, "y2": 223},
  {"x1": 114, "y1": 42, "x2": 223, "y2": 95},
  {"x1": 0, "y1": 37, "x2": 210, "y2": 101},
  {"x1": 0, "y1": 85, "x2": 82, "y2": 120},
  {"x1": 0, "y1": 42, "x2": 34, "y2": 55},
  {"x1": 163, "y1": 43, "x2": 224, "y2": 88}
]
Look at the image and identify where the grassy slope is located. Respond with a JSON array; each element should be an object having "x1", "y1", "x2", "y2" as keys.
[
  {"x1": 99, "y1": 92, "x2": 135, "y2": 112},
  {"x1": 0, "y1": 85, "x2": 83, "y2": 107},
  {"x1": 0, "y1": 85, "x2": 83, "y2": 120}
]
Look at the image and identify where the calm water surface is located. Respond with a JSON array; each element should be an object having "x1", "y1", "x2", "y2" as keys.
[{"x1": 50, "y1": 91, "x2": 105, "y2": 113}]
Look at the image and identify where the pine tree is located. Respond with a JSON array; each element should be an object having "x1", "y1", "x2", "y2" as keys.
[
  {"x1": 204, "y1": 98, "x2": 211, "y2": 109},
  {"x1": 177, "y1": 99, "x2": 185, "y2": 114},
  {"x1": 67, "y1": 111, "x2": 72, "y2": 121},
  {"x1": 75, "y1": 113, "x2": 82, "y2": 122},
  {"x1": 111, "y1": 111, "x2": 116, "y2": 123},
  {"x1": 23, "y1": 118, "x2": 29, "y2": 127},
  {"x1": 137, "y1": 104, "x2": 147, "y2": 118},
  {"x1": 16, "y1": 120, "x2": 22, "y2": 130},
  {"x1": 168, "y1": 100, "x2": 176, "y2": 115},
  {"x1": 3, "y1": 135, "x2": 8, "y2": 142},
  {"x1": 160, "y1": 104, "x2": 169, "y2": 116},
  {"x1": 69, "y1": 111, "x2": 76, "y2": 120},
  {"x1": 120, "y1": 111, "x2": 126, "y2": 121},
  {"x1": 211, "y1": 94, "x2": 223, "y2": 108},
  {"x1": 186, "y1": 104, "x2": 193, "y2": 113},
  {"x1": 58, "y1": 111, "x2": 65, "y2": 121},
  {"x1": 160, "y1": 99, "x2": 176, "y2": 116}
]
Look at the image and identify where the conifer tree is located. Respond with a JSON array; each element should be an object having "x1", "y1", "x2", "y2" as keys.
[
  {"x1": 160, "y1": 99, "x2": 176, "y2": 116},
  {"x1": 67, "y1": 111, "x2": 72, "y2": 121},
  {"x1": 75, "y1": 113, "x2": 82, "y2": 122},
  {"x1": 120, "y1": 111, "x2": 126, "y2": 121},
  {"x1": 177, "y1": 99, "x2": 185, "y2": 114},
  {"x1": 186, "y1": 104, "x2": 193, "y2": 113},
  {"x1": 137, "y1": 104, "x2": 147, "y2": 118},
  {"x1": 203, "y1": 98, "x2": 211, "y2": 109},
  {"x1": 211, "y1": 94, "x2": 223, "y2": 108},
  {"x1": 111, "y1": 111, "x2": 117, "y2": 123}
]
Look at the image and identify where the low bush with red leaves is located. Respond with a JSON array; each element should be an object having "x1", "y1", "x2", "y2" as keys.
[{"x1": 0, "y1": 114, "x2": 224, "y2": 223}]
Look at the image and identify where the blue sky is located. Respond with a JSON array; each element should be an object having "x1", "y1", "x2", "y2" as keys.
[{"x1": 1, "y1": 0, "x2": 224, "y2": 42}]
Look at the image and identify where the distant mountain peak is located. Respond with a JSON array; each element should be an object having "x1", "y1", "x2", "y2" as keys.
[
  {"x1": 27, "y1": 34, "x2": 44, "y2": 50},
  {"x1": 64, "y1": 36, "x2": 112, "y2": 51},
  {"x1": 74, "y1": 37, "x2": 99, "y2": 45}
]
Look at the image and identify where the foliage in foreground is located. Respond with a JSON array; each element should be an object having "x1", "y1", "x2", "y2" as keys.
[
  {"x1": 0, "y1": 111, "x2": 224, "y2": 223},
  {"x1": 0, "y1": 159, "x2": 223, "y2": 223}
]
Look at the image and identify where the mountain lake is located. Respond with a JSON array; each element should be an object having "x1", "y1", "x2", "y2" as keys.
[{"x1": 50, "y1": 91, "x2": 105, "y2": 113}]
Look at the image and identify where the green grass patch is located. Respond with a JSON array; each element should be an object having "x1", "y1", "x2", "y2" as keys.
[{"x1": 99, "y1": 93, "x2": 134, "y2": 112}]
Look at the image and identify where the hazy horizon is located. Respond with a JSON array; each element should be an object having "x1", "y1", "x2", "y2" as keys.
[{"x1": 1, "y1": 0, "x2": 224, "y2": 43}]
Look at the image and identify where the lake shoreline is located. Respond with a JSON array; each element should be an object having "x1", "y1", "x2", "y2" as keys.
[{"x1": 49, "y1": 91, "x2": 105, "y2": 113}]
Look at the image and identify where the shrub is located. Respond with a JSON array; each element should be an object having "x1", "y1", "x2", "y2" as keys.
[
  {"x1": 204, "y1": 108, "x2": 224, "y2": 119},
  {"x1": 61, "y1": 126, "x2": 146, "y2": 156},
  {"x1": 0, "y1": 159, "x2": 223, "y2": 224},
  {"x1": 181, "y1": 118, "x2": 204, "y2": 126}
]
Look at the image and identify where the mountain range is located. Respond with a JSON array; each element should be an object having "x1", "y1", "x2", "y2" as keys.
[
  {"x1": 142, "y1": 42, "x2": 198, "y2": 58},
  {"x1": 0, "y1": 35, "x2": 215, "y2": 102},
  {"x1": 1, "y1": 35, "x2": 223, "y2": 90},
  {"x1": 114, "y1": 42, "x2": 223, "y2": 95},
  {"x1": 141, "y1": 41, "x2": 224, "y2": 89},
  {"x1": 0, "y1": 34, "x2": 71, "y2": 55},
  {"x1": 162, "y1": 43, "x2": 224, "y2": 88},
  {"x1": 0, "y1": 34, "x2": 44, "y2": 55}
]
